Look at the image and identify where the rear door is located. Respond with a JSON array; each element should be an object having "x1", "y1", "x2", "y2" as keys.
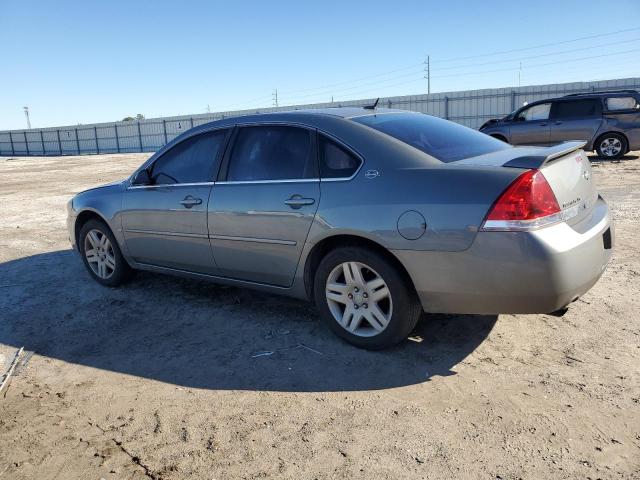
[
  {"x1": 548, "y1": 99, "x2": 603, "y2": 144},
  {"x1": 509, "y1": 102, "x2": 551, "y2": 145},
  {"x1": 207, "y1": 125, "x2": 319, "y2": 286},
  {"x1": 121, "y1": 129, "x2": 228, "y2": 273}
]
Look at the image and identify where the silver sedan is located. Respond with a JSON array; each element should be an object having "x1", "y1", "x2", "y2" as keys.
[{"x1": 67, "y1": 108, "x2": 613, "y2": 349}]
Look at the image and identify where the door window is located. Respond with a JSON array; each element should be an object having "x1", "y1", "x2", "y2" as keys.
[
  {"x1": 606, "y1": 96, "x2": 639, "y2": 111},
  {"x1": 150, "y1": 130, "x2": 227, "y2": 185},
  {"x1": 551, "y1": 99, "x2": 601, "y2": 119},
  {"x1": 517, "y1": 103, "x2": 551, "y2": 121},
  {"x1": 226, "y1": 126, "x2": 315, "y2": 181},
  {"x1": 319, "y1": 136, "x2": 361, "y2": 178}
]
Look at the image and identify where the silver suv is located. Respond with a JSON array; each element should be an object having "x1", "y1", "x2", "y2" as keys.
[{"x1": 480, "y1": 90, "x2": 640, "y2": 159}]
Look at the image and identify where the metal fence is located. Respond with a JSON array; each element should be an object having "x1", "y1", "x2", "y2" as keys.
[{"x1": 2, "y1": 77, "x2": 639, "y2": 157}]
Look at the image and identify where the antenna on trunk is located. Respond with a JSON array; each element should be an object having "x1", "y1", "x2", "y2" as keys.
[{"x1": 363, "y1": 98, "x2": 380, "y2": 110}]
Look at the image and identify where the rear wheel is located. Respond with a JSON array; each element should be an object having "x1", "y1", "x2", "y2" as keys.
[
  {"x1": 313, "y1": 247, "x2": 422, "y2": 350},
  {"x1": 79, "y1": 219, "x2": 132, "y2": 287},
  {"x1": 596, "y1": 133, "x2": 627, "y2": 159}
]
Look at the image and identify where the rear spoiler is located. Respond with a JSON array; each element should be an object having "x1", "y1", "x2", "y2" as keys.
[{"x1": 503, "y1": 141, "x2": 587, "y2": 169}]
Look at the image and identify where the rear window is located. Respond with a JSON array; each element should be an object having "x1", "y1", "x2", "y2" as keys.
[
  {"x1": 352, "y1": 113, "x2": 510, "y2": 163},
  {"x1": 606, "y1": 96, "x2": 639, "y2": 111}
]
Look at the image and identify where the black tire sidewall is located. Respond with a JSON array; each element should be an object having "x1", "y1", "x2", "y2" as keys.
[
  {"x1": 313, "y1": 246, "x2": 421, "y2": 350},
  {"x1": 596, "y1": 133, "x2": 627, "y2": 159},
  {"x1": 78, "y1": 219, "x2": 131, "y2": 287}
]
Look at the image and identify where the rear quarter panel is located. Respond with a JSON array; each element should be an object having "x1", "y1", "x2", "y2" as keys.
[
  {"x1": 309, "y1": 165, "x2": 522, "y2": 252},
  {"x1": 596, "y1": 112, "x2": 640, "y2": 150}
]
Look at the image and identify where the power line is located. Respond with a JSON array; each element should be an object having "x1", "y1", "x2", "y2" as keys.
[
  {"x1": 431, "y1": 27, "x2": 640, "y2": 63},
  {"x1": 433, "y1": 37, "x2": 640, "y2": 71}
]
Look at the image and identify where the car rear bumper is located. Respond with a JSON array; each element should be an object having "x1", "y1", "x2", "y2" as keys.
[{"x1": 394, "y1": 196, "x2": 613, "y2": 314}]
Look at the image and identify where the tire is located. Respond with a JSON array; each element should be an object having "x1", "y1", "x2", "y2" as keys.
[
  {"x1": 595, "y1": 133, "x2": 627, "y2": 160},
  {"x1": 78, "y1": 219, "x2": 132, "y2": 287},
  {"x1": 313, "y1": 246, "x2": 422, "y2": 350}
]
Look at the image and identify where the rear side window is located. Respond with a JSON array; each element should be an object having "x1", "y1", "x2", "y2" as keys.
[
  {"x1": 551, "y1": 99, "x2": 601, "y2": 119},
  {"x1": 352, "y1": 113, "x2": 510, "y2": 163},
  {"x1": 319, "y1": 136, "x2": 361, "y2": 178},
  {"x1": 606, "y1": 96, "x2": 639, "y2": 110},
  {"x1": 227, "y1": 126, "x2": 315, "y2": 181},
  {"x1": 151, "y1": 130, "x2": 227, "y2": 185}
]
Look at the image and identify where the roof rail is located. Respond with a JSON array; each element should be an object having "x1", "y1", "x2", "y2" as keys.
[{"x1": 564, "y1": 89, "x2": 638, "y2": 97}]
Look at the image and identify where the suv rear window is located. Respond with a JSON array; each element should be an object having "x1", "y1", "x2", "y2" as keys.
[
  {"x1": 352, "y1": 113, "x2": 510, "y2": 163},
  {"x1": 606, "y1": 96, "x2": 639, "y2": 110}
]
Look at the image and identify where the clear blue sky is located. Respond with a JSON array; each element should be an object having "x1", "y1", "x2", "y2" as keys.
[{"x1": 1, "y1": 0, "x2": 639, "y2": 130}]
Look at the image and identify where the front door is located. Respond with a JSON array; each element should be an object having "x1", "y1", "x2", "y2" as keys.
[
  {"x1": 208, "y1": 125, "x2": 319, "y2": 286},
  {"x1": 121, "y1": 129, "x2": 228, "y2": 274},
  {"x1": 509, "y1": 102, "x2": 551, "y2": 145}
]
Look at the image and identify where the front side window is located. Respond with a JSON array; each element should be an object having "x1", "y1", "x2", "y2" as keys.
[
  {"x1": 319, "y1": 136, "x2": 361, "y2": 178},
  {"x1": 551, "y1": 99, "x2": 601, "y2": 119},
  {"x1": 227, "y1": 126, "x2": 315, "y2": 181},
  {"x1": 517, "y1": 103, "x2": 551, "y2": 121},
  {"x1": 606, "y1": 96, "x2": 639, "y2": 111},
  {"x1": 352, "y1": 113, "x2": 510, "y2": 163},
  {"x1": 151, "y1": 130, "x2": 227, "y2": 185}
]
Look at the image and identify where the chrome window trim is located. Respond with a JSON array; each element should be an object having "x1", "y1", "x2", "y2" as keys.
[
  {"x1": 127, "y1": 181, "x2": 215, "y2": 190},
  {"x1": 215, "y1": 178, "x2": 319, "y2": 185}
]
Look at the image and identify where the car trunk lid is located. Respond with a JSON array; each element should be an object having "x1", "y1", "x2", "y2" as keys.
[{"x1": 454, "y1": 141, "x2": 598, "y2": 227}]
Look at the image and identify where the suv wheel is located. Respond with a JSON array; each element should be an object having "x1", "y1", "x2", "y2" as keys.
[
  {"x1": 79, "y1": 219, "x2": 132, "y2": 287},
  {"x1": 313, "y1": 247, "x2": 422, "y2": 350},
  {"x1": 596, "y1": 133, "x2": 627, "y2": 159}
]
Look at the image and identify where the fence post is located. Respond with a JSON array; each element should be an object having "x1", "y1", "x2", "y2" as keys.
[
  {"x1": 114, "y1": 124, "x2": 120, "y2": 153},
  {"x1": 189, "y1": 117, "x2": 194, "y2": 129},
  {"x1": 24, "y1": 131, "x2": 30, "y2": 156},
  {"x1": 94, "y1": 126, "x2": 99, "y2": 154},
  {"x1": 56, "y1": 129, "x2": 62, "y2": 155},
  {"x1": 511, "y1": 90, "x2": 516, "y2": 112},
  {"x1": 444, "y1": 96, "x2": 449, "y2": 120},
  {"x1": 9, "y1": 132, "x2": 14, "y2": 155},
  {"x1": 137, "y1": 122, "x2": 143, "y2": 152},
  {"x1": 75, "y1": 128, "x2": 80, "y2": 154},
  {"x1": 162, "y1": 119, "x2": 168, "y2": 145},
  {"x1": 40, "y1": 130, "x2": 45, "y2": 155}
]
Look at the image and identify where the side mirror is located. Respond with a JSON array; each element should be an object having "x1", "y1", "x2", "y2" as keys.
[{"x1": 132, "y1": 169, "x2": 151, "y2": 186}]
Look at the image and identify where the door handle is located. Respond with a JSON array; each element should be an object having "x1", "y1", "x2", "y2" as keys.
[
  {"x1": 554, "y1": 121, "x2": 562, "y2": 125},
  {"x1": 180, "y1": 195, "x2": 203, "y2": 208},
  {"x1": 284, "y1": 195, "x2": 315, "y2": 209},
  {"x1": 539, "y1": 123, "x2": 548, "y2": 126}
]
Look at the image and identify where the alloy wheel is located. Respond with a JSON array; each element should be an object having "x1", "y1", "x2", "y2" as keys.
[
  {"x1": 84, "y1": 229, "x2": 116, "y2": 279},
  {"x1": 325, "y1": 261, "x2": 393, "y2": 337},
  {"x1": 600, "y1": 137, "x2": 622, "y2": 157}
]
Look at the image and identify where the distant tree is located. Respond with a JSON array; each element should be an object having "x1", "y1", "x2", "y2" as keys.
[{"x1": 122, "y1": 114, "x2": 145, "y2": 122}]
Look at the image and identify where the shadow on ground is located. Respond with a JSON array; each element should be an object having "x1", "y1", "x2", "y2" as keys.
[
  {"x1": 589, "y1": 153, "x2": 639, "y2": 163},
  {"x1": 0, "y1": 250, "x2": 497, "y2": 392}
]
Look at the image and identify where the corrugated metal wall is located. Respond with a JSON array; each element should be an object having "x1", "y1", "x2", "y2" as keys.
[{"x1": 1, "y1": 77, "x2": 638, "y2": 156}]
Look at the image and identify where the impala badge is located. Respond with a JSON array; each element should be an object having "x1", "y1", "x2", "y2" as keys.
[
  {"x1": 365, "y1": 169, "x2": 380, "y2": 179},
  {"x1": 583, "y1": 170, "x2": 590, "y2": 181}
]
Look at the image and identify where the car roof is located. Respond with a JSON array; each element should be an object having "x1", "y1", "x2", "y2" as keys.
[{"x1": 521, "y1": 90, "x2": 639, "y2": 109}]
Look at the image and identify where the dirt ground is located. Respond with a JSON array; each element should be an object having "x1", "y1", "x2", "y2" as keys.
[{"x1": 0, "y1": 150, "x2": 639, "y2": 480}]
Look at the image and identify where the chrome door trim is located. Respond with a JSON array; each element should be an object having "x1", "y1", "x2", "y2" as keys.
[
  {"x1": 209, "y1": 234, "x2": 296, "y2": 246},
  {"x1": 215, "y1": 178, "x2": 319, "y2": 185},
  {"x1": 124, "y1": 228, "x2": 209, "y2": 239}
]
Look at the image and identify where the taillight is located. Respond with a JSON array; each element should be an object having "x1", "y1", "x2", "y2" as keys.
[{"x1": 481, "y1": 169, "x2": 561, "y2": 231}]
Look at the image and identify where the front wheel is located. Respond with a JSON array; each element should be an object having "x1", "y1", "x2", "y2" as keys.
[
  {"x1": 596, "y1": 133, "x2": 627, "y2": 159},
  {"x1": 313, "y1": 247, "x2": 422, "y2": 350},
  {"x1": 79, "y1": 219, "x2": 132, "y2": 287}
]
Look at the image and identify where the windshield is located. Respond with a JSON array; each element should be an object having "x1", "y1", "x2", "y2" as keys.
[{"x1": 353, "y1": 113, "x2": 510, "y2": 162}]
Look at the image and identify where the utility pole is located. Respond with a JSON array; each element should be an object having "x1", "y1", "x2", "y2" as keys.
[
  {"x1": 272, "y1": 89, "x2": 279, "y2": 107},
  {"x1": 23, "y1": 106, "x2": 31, "y2": 129},
  {"x1": 206, "y1": 104, "x2": 211, "y2": 113},
  {"x1": 423, "y1": 55, "x2": 431, "y2": 94},
  {"x1": 518, "y1": 62, "x2": 522, "y2": 88}
]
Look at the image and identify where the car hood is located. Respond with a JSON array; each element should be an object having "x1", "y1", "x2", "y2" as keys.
[{"x1": 75, "y1": 179, "x2": 127, "y2": 197}]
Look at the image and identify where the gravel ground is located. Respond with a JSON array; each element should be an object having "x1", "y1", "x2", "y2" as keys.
[{"x1": 0, "y1": 151, "x2": 639, "y2": 480}]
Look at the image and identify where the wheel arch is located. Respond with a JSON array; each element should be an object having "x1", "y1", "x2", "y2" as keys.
[
  {"x1": 302, "y1": 234, "x2": 417, "y2": 300},
  {"x1": 594, "y1": 130, "x2": 630, "y2": 153},
  {"x1": 74, "y1": 209, "x2": 112, "y2": 246},
  {"x1": 490, "y1": 133, "x2": 508, "y2": 143}
]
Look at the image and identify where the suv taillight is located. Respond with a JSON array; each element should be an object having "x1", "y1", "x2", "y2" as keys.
[{"x1": 481, "y1": 169, "x2": 562, "y2": 231}]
